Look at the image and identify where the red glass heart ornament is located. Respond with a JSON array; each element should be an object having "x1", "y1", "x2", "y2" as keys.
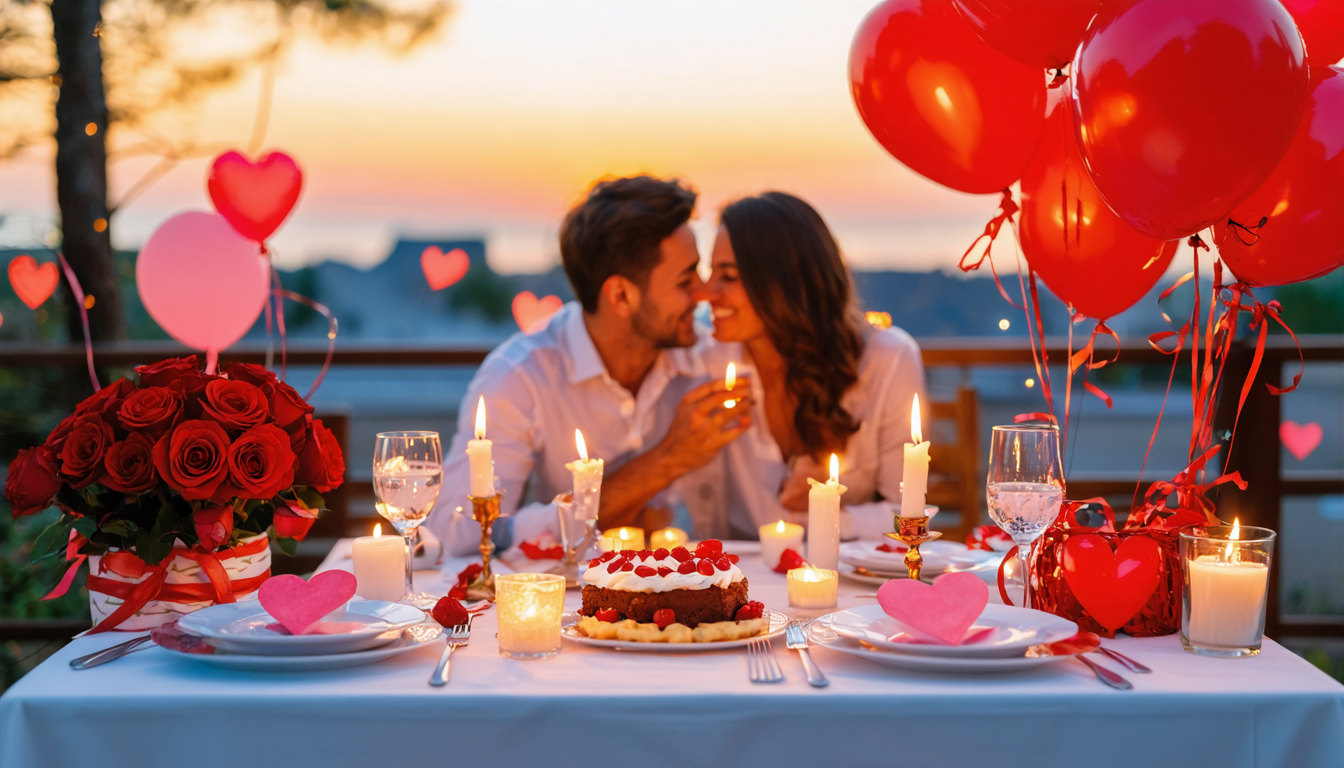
[
  {"x1": 8, "y1": 254, "x2": 59, "y2": 309},
  {"x1": 1061, "y1": 534, "x2": 1162, "y2": 631},
  {"x1": 207, "y1": 150, "x2": 303, "y2": 243}
]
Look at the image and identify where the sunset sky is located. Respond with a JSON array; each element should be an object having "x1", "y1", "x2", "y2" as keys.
[{"x1": 0, "y1": 0, "x2": 1000, "y2": 274}]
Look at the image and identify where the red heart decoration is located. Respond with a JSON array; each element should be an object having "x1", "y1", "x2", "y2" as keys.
[
  {"x1": 8, "y1": 254, "x2": 59, "y2": 309},
  {"x1": 876, "y1": 571, "x2": 989, "y2": 645},
  {"x1": 1061, "y1": 534, "x2": 1162, "y2": 631},
  {"x1": 1280, "y1": 420, "x2": 1323, "y2": 461},
  {"x1": 512, "y1": 291, "x2": 563, "y2": 333},
  {"x1": 257, "y1": 570, "x2": 357, "y2": 636},
  {"x1": 421, "y1": 246, "x2": 470, "y2": 290},
  {"x1": 207, "y1": 150, "x2": 303, "y2": 243}
]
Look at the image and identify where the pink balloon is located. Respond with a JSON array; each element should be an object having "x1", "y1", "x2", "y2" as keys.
[{"x1": 136, "y1": 212, "x2": 269, "y2": 369}]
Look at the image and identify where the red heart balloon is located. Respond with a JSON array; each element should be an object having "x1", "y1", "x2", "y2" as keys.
[
  {"x1": 8, "y1": 254, "x2": 60, "y2": 309},
  {"x1": 1061, "y1": 534, "x2": 1162, "y2": 631},
  {"x1": 207, "y1": 150, "x2": 303, "y2": 244}
]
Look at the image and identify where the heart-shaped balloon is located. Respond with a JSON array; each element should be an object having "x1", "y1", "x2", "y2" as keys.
[
  {"x1": 1061, "y1": 534, "x2": 1162, "y2": 631},
  {"x1": 877, "y1": 571, "x2": 989, "y2": 646},
  {"x1": 421, "y1": 246, "x2": 470, "y2": 290},
  {"x1": 8, "y1": 254, "x2": 60, "y2": 309},
  {"x1": 207, "y1": 150, "x2": 303, "y2": 243},
  {"x1": 1280, "y1": 421, "x2": 1323, "y2": 462},
  {"x1": 512, "y1": 291, "x2": 563, "y2": 333},
  {"x1": 257, "y1": 570, "x2": 358, "y2": 636}
]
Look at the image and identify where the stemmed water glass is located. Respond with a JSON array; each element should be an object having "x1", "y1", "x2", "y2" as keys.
[
  {"x1": 986, "y1": 424, "x2": 1064, "y2": 610},
  {"x1": 373, "y1": 431, "x2": 443, "y2": 609}
]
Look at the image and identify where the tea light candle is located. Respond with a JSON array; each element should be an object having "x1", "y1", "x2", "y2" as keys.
[
  {"x1": 649, "y1": 527, "x2": 688, "y2": 550},
  {"x1": 806, "y1": 454, "x2": 845, "y2": 571},
  {"x1": 901, "y1": 394, "x2": 930, "y2": 518},
  {"x1": 759, "y1": 519, "x2": 804, "y2": 568},
  {"x1": 352, "y1": 524, "x2": 405, "y2": 602},
  {"x1": 1183, "y1": 520, "x2": 1273, "y2": 654},
  {"x1": 466, "y1": 396, "x2": 495, "y2": 497},
  {"x1": 496, "y1": 573, "x2": 567, "y2": 659},
  {"x1": 787, "y1": 566, "x2": 839, "y2": 610},
  {"x1": 602, "y1": 527, "x2": 644, "y2": 551}
]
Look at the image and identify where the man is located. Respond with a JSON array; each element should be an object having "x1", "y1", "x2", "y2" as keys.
[{"x1": 426, "y1": 175, "x2": 752, "y2": 556}]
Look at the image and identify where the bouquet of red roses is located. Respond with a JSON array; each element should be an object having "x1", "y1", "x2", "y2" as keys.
[{"x1": 4, "y1": 355, "x2": 345, "y2": 631}]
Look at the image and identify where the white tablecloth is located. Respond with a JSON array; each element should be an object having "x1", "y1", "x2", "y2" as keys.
[{"x1": 2, "y1": 541, "x2": 1341, "y2": 768}]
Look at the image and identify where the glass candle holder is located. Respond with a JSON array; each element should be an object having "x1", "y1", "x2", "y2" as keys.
[
  {"x1": 1180, "y1": 525, "x2": 1275, "y2": 658},
  {"x1": 787, "y1": 566, "x2": 839, "y2": 610},
  {"x1": 496, "y1": 573, "x2": 567, "y2": 659}
]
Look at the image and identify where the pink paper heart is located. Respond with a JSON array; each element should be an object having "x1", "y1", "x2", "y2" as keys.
[
  {"x1": 512, "y1": 291, "x2": 563, "y2": 333},
  {"x1": 877, "y1": 571, "x2": 989, "y2": 646},
  {"x1": 8, "y1": 254, "x2": 59, "y2": 309},
  {"x1": 258, "y1": 571, "x2": 357, "y2": 636},
  {"x1": 1280, "y1": 420, "x2": 1323, "y2": 461},
  {"x1": 421, "y1": 246, "x2": 470, "y2": 290}
]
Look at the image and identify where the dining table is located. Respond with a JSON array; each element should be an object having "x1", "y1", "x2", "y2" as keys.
[{"x1": 2, "y1": 540, "x2": 1341, "y2": 768}]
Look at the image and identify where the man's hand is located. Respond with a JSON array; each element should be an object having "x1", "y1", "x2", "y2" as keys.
[
  {"x1": 778, "y1": 454, "x2": 828, "y2": 513},
  {"x1": 655, "y1": 378, "x2": 754, "y2": 477}
]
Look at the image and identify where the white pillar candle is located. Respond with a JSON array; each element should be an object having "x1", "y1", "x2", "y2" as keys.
[
  {"x1": 787, "y1": 566, "x2": 839, "y2": 609},
  {"x1": 806, "y1": 454, "x2": 845, "y2": 571},
  {"x1": 900, "y1": 394, "x2": 930, "y2": 518},
  {"x1": 649, "y1": 527, "x2": 688, "y2": 550},
  {"x1": 598, "y1": 535, "x2": 619, "y2": 552},
  {"x1": 352, "y1": 524, "x2": 406, "y2": 602},
  {"x1": 565, "y1": 429, "x2": 604, "y2": 521},
  {"x1": 466, "y1": 395, "x2": 495, "y2": 497},
  {"x1": 495, "y1": 573, "x2": 566, "y2": 658},
  {"x1": 759, "y1": 519, "x2": 805, "y2": 567},
  {"x1": 602, "y1": 527, "x2": 644, "y2": 551},
  {"x1": 1186, "y1": 557, "x2": 1269, "y2": 647}
]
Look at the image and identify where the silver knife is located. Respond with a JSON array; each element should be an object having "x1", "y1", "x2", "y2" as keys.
[{"x1": 69, "y1": 635, "x2": 154, "y2": 670}]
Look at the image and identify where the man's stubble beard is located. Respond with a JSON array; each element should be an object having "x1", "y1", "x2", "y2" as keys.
[{"x1": 632, "y1": 301, "x2": 691, "y2": 349}]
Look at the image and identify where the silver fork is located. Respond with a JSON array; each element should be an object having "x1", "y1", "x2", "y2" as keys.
[
  {"x1": 784, "y1": 621, "x2": 829, "y2": 688},
  {"x1": 746, "y1": 636, "x2": 784, "y2": 683},
  {"x1": 429, "y1": 618, "x2": 473, "y2": 687},
  {"x1": 1096, "y1": 646, "x2": 1152, "y2": 673}
]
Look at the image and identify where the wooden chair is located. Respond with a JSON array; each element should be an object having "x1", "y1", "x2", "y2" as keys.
[{"x1": 926, "y1": 386, "x2": 983, "y2": 544}]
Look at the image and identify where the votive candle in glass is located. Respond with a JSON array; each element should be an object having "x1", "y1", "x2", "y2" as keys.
[
  {"x1": 602, "y1": 526, "x2": 644, "y2": 552},
  {"x1": 787, "y1": 566, "x2": 839, "y2": 610},
  {"x1": 1180, "y1": 521, "x2": 1275, "y2": 658},
  {"x1": 495, "y1": 573, "x2": 567, "y2": 659},
  {"x1": 649, "y1": 527, "x2": 688, "y2": 550}
]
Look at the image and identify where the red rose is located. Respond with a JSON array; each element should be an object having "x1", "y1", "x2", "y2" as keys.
[
  {"x1": 101, "y1": 433, "x2": 160, "y2": 494},
  {"x1": 74, "y1": 378, "x2": 135, "y2": 419},
  {"x1": 118, "y1": 386, "x2": 183, "y2": 438},
  {"x1": 220, "y1": 361, "x2": 277, "y2": 394},
  {"x1": 273, "y1": 502, "x2": 318, "y2": 541},
  {"x1": 152, "y1": 420, "x2": 231, "y2": 501},
  {"x1": 4, "y1": 446, "x2": 62, "y2": 518},
  {"x1": 270, "y1": 381, "x2": 313, "y2": 435},
  {"x1": 201, "y1": 379, "x2": 270, "y2": 432},
  {"x1": 193, "y1": 505, "x2": 233, "y2": 550},
  {"x1": 136, "y1": 356, "x2": 199, "y2": 388},
  {"x1": 296, "y1": 418, "x2": 345, "y2": 493},
  {"x1": 170, "y1": 372, "x2": 218, "y2": 419},
  {"x1": 58, "y1": 413, "x2": 115, "y2": 488},
  {"x1": 224, "y1": 423, "x2": 296, "y2": 500}
]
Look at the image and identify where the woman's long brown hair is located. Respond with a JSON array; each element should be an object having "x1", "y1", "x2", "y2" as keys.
[{"x1": 720, "y1": 192, "x2": 865, "y2": 459}]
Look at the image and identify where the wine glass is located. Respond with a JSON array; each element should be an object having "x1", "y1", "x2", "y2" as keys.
[
  {"x1": 373, "y1": 431, "x2": 443, "y2": 608},
  {"x1": 986, "y1": 424, "x2": 1064, "y2": 610}
]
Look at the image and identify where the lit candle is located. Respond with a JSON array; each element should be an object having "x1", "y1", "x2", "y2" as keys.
[
  {"x1": 806, "y1": 454, "x2": 845, "y2": 571},
  {"x1": 649, "y1": 527, "x2": 688, "y2": 550},
  {"x1": 723, "y1": 363, "x2": 738, "y2": 409},
  {"x1": 901, "y1": 394, "x2": 930, "y2": 518},
  {"x1": 466, "y1": 396, "x2": 495, "y2": 497},
  {"x1": 602, "y1": 527, "x2": 644, "y2": 551},
  {"x1": 759, "y1": 519, "x2": 804, "y2": 567},
  {"x1": 565, "y1": 429, "x2": 604, "y2": 521},
  {"x1": 787, "y1": 566, "x2": 839, "y2": 609},
  {"x1": 598, "y1": 535, "x2": 619, "y2": 552},
  {"x1": 351, "y1": 523, "x2": 406, "y2": 602},
  {"x1": 495, "y1": 573, "x2": 567, "y2": 659},
  {"x1": 1184, "y1": 519, "x2": 1273, "y2": 652}
]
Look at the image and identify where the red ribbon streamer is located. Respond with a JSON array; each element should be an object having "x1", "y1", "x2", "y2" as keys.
[
  {"x1": 958, "y1": 189, "x2": 1024, "y2": 310},
  {"x1": 55, "y1": 252, "x2": 100, "y2": 394}
]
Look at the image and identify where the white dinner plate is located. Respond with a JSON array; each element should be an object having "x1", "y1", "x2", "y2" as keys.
[
  {"x1": 177, "y1": 600, "x2": 426, "y2": 656},
  {"x1": 839, "y1": 540, "x2": 997, "y2": 574},
  {"x1": 561, "y1": 610, "x2": 788, "y2": 653},
  {"x1": 823, "y1": 603, "x2": 1078, "y2": 658},
  {"x1": 157, "y1": 623, "x2": 443, "y2": 671},
  {"x1": 808, "y1": 630, "x2": 1075, "y2": 674}
]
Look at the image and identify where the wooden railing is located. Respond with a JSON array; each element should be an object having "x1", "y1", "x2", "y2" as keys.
[{"x1": 3, "y1": 334, "x2": 1341, "y2": 641}]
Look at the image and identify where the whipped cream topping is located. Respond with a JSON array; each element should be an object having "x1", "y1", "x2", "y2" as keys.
[{"x1": 582, "y1": 553, "x2": 744, "y2": 592}]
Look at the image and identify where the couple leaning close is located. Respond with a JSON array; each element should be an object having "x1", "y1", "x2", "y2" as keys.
[{"x1": 424, "y1": 175, "x2": 926, "y2": 558}]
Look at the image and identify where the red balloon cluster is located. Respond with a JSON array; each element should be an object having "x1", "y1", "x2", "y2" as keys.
[{"x1": 849, "y1": 0, "x2": 1340, "y2": 306}]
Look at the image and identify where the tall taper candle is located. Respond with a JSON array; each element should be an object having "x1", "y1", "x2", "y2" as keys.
[
  {"x1": 466, "y1": 395, "x2": 495, "y2": 497},
  {"x1": 901, "y1": 394, "x2": 930, "y2": 518},
  {"x1": 807, "y1": 454, "x2": 845, "y2": 571}
]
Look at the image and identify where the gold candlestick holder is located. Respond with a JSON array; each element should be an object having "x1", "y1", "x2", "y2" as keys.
[
  {"x1": 468, "y1": 491, "x2": 503, "y2": 599},
  {"x1": 884, "y1": 509, "x2": 941, "y2": 582}
]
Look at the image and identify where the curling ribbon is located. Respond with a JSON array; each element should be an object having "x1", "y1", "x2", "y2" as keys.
[
  {"x1": 56, "y1": 252, "x2": 100, "y2": 393},
  {"x1": 958, "y1": 189, "x2": 1024, "y2": 309}
]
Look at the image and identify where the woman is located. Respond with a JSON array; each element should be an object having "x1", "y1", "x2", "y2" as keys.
[{"x1": 686, "y1": 191, "x2": 926, "y2": 541}]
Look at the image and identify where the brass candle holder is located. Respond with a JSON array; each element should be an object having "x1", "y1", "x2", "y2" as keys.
[
  {"x1": 884, "y1": 510, "x2": 941, "y2": 582},
  {"x1": 468, "y1": 491, "x2": 503, "y2": 599}
]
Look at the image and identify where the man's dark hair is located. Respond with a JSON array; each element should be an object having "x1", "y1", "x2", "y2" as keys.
[{"x1": 560, "y1": 175, "x2": 697, "y2": 313}]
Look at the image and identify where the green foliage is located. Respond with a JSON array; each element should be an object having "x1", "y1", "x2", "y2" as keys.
[
  {"x1": 0, "y1": 507, "x2": 88, "y2": 621},
  {"x1": 447, "y1": 265, "x2": 517, "y2": 324}
]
